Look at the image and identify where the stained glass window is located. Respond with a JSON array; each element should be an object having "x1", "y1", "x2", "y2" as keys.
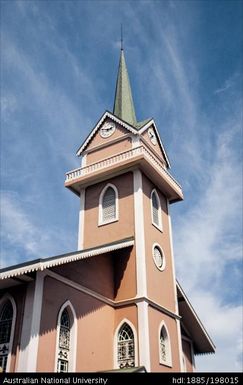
[
  {"x1": 117, "y1": 323, "x2": 135, "y2": 369},
  {"x1": 57, "y1": 309, "x2": 70, "y2": 373},
  {"x1": 159, "y1": 325, "x2": 171, "y2": 366},
  {"x1": 0, "y1": 301, "x2": 13, "y2": 372}
]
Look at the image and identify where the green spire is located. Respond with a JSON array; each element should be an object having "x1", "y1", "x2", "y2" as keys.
[{"x1": 113, "y1": 49, "x2": 137, "y2": 126}]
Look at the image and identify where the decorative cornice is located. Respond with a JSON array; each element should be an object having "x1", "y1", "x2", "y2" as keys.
[{"x1": 66, "y1": 145, "x2": 182, "y2": 194}]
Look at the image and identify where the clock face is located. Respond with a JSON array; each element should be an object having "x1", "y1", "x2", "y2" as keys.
[
  {"x1": 148, "y1": 127, "x2": 157, "y2": 145},
  {"x1": 100, "y1": 122, "x2": 116, "y2": 138}
]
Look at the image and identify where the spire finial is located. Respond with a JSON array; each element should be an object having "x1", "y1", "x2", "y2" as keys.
[{"x1": 121, "y1": 24, "x2": 123, "y2": 50}]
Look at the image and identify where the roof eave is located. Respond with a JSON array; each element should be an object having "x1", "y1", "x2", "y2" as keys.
[
  {"x1": 177, "y1": 280, "x2": 216, "y2": 354},
  {"x1": 0, "y1": 237, "x2": 135, "y2": 281}
]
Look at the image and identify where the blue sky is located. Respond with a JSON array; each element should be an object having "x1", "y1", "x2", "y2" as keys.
[{"x1": 1, "y1": 0, "x2": 242, "y2": 373}]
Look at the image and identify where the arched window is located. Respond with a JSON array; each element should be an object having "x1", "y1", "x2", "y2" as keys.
[
  {"x1": 159, "y1": 323, "x2": 172, "y2": 366},
  {"x1": 99, "y1": 184, "x2": 118, "y2": 225},
  {"x1": 56, "y1": 302, "x2": 77, "y2": 372},
  {"x1": 151, "y1": 189, "x2": 162, "y2": 231},
  {"x1": 117, "y1": 323, "x2": 135, "y2": 369},
  {"x1": 57, "y1": 309, "x2": 70, "y2": 372},
  {"x1": 0, "y1": 300, "x2": 13, "y2": 372}
]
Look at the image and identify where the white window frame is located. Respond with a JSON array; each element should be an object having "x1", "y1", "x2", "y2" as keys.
[
  {"x1": 150, "y1": 189, "x2": 163, "y2": 232},
  {"x1": 113, "y1": 318, "x2": 138, "y2": 369},
  {"x1": 0, "y1": 294, "x2": 17, "y2": 373},
  {"x1": 98, "y1": 183, "x2": 119, "y2": 226},
  {"x1": 158, "y1": 321, "x2": 172, "y2": 367},
  {"x1": 152, "y1": 243, "x2": 166, "y2": 271},
  {"x1": 55, "y1": 301, "x2": 77, "y2": 372}
]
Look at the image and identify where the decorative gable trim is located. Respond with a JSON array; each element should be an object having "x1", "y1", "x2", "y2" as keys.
[
  {"x1": 76, "y1": 111, "x2": 138, "y2": 156},
  {"x1": 138, "y1": 119, "x2": 171, "y2": 169},
  {"x1": 0, "y1": 238, "x2": 135, "y2": 280}
]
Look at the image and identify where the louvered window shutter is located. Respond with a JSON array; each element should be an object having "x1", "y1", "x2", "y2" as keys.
[
  {"x1": 102, "y1": 187, "x2": 116, "y2": 222},
  {"x1": 152, "y1": 192, "x2": 159, "y2": 226}
]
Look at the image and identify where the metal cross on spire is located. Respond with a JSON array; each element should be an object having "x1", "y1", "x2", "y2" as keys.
[{"x1": 121, "y1": 24, "x2": 123, "y2": 50}]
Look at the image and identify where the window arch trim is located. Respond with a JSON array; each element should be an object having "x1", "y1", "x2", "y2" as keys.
[
  {"x1": 0, "y1": 294, "x2": 17, "y2": 372},
  {"x1": 150, "y1": 189, "x2": 163, "y2": 231},
  {"x1": 55, "y1": 301, "x2": 77, "y2": 372},
  {"x1": 113, "y1": 318, "x2": 138, "y2": 369},
  {"x1": 158, "y1": 321, "x2": 172, "y2": 367},
  {"x1": 152, "y1": 243, "x2": 166, "y2": 271},
  {"x1": 98, "y1": 183, "x2": 119, "y2": 226}
]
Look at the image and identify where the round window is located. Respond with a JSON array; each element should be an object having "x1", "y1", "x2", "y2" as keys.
[{"x1": 153, "y1": 246, "x2": 165, "y2": 271}]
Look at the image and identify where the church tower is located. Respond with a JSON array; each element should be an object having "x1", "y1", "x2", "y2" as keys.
[
  {"x1": 65, "y1": 47, "x2": 184, "y2": 372},
  {"x1": 0, "y1": 46, "x2": 215, "y2": 374}
]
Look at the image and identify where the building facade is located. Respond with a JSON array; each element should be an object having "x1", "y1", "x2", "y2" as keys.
[{"x1": 0, "y1": 48, "x2": 215, "y2": 373}]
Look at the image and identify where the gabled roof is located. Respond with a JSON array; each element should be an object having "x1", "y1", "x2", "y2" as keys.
[
  {"x1": 177, "y1": 281, "x2": 216, "y2": 354},
  {"x1": 0, "y1": 237, "x2": 134, "y2": 283},
  {"x1": 76, "y1": 111, "x2": 171, "y2": 169},
  {"x1": 76, "y1": 111, "x2": 138, "y2": 156},
  {"x1": 139, "y1": 119, "x2": 171, "y2": 169}
]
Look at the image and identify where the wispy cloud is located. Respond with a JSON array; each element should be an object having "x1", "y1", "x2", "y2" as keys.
[
  {"x1": 214, "y1": 73, "x2": 240, "y2": 94},
  {"x1": 1, "y1": 0, "x2": 242, "y2": 373},
  {"x1": 2, "y1": 36, "x2": 93, "y2": 168},
  {"x1": 192, "y1": 292, "x2": 242, "y2": 371},
  {"x1": 174, "y1": 123, "x2": 242, "y2": 290},
  {"x1": 0, "y1": 191, "x2": 76, "y2": 268},
  {"x1": 172, "y1": 105, "x2": 242, "y2": 370}
]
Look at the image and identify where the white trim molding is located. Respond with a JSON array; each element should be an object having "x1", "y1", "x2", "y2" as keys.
[
  {"x1": 55, "y1": 300, "x2": 77, "y2": 372},
  {"x1": 81, "y1": 154, "x2": 87, "y2": 168},
  {"x1": 78, "y1": 188, "x2": 85, "y2": 250},
  {"x1": 152, "y1": 243, "x2": 166, "y2": 272},
  {"x1": 0, "y1": 294, "x2": 17, "y2": 372},
  {"x1": 138, "y1": 120, "x2": 171, "y2": 169},
  {"x1": 133, "y1": 169, "x2": 150, "y2": 371},
  {"x1": 133, "y1": 169, "x2": 147, "y2": 297},
  {"x1": 17, "y1": 271, "x2": 45, "y2": 372},
  {"x1": 98, "y1": 183, "x2": 119, "y2": 226},
  {"x1": 151, "y1": 189, "x2": 163, "y2": 232},
  {"x1": 158, "y1": 320, "x2": 172, "y2": 367},
  {"x1": 113, "y1": 318, "x2": 138, "y2": 369},
  {"x1": 167, "y1": 199, "x2": 184, "y2": 371},
  {"x1": 137, "y1": 301, "x2": 151, "y2": 371}
]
